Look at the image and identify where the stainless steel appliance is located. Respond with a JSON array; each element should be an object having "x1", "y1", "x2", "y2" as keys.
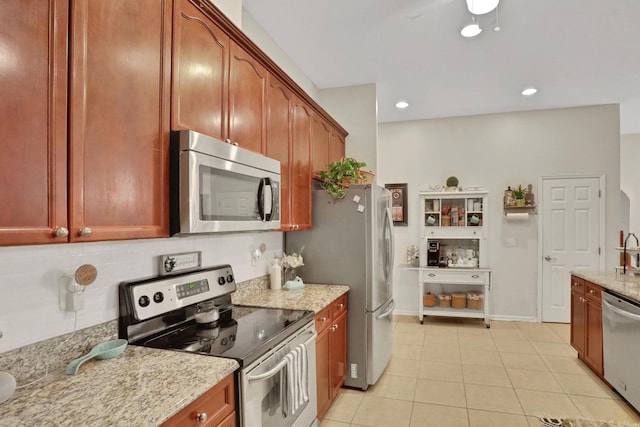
[
  {"x1": 427, "y1": 240, "x2": 440, "y2": 266},
  {"x1": 170, "y1": 130, "x2": 281, "y2": 235},
  {"x1": 286, "y1": 184, "x2": 394, "y2": 390},
  {"x1": 602, "y1": 290, "x2": 640, "y2": 411},
  {"x1": 119, "y1": 265, "x2": 317, "y2": 427}
]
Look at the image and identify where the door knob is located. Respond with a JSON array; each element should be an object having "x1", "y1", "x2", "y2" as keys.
[
  {"x1": 78, "y1": 227, "x2": 92, "y2": 237},
  {"x1": 53, "y1": 227, "x2": 69, "y2": 238},
  {"x1": 544, "y1": 255, "x2": 552, "y2": 261}
]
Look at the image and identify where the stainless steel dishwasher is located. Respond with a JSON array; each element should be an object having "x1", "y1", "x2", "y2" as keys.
[{"x1": 602, "y1": 290, "x2": 640, "y2": 411}]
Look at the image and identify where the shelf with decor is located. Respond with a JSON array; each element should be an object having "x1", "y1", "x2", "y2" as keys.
[
  {"x1": 503, "y1": 205, "x2": 537, "y2": 215},
  {"x1": 413, "y1": 190, "x2": 491, "y2": 327}
]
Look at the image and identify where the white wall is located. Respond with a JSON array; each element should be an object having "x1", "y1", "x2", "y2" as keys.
[
  {"x1": 621, "y1": 133, "x2": 640, "y2": 235},
  {"x1": 241, "y1": 11, "x2": 320, "y2": 101},
  {"x1": 0, "y1": 232, "x2": 283, "y2": 352},
  {"x1": 378, "y1": 104, "x2": 620, "y2": 320},
  {"x1": 319, "y1": 84, "x2": 378, "y2": 175}
]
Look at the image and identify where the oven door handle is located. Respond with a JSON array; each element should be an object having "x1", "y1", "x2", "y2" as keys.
[{"x1": 245, "y1": 330, "x2": 317, "y2": 383}]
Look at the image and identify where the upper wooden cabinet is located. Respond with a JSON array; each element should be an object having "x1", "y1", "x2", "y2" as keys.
[
  {"x1": 172, "y1": 0, "x2": 230, "y2": 140},
  {"x1": 311, "y1": 115, "x2": 331, "y2": 176},
  {"x1": 0, "y1": 0, "x2": 69, "y2": 246},
  {"x1": 328, "y1": 128, "x2": 346, "y2": 164},
  {"x1": 228, "y1": 41, "x2": 268, "y2": 154},
  {"x1": 68, "y1": 0, "x2": 171, "y2": 242},
  {"x1": 266, "y1": 75, "x2": 311, "y2": 231},
  {"x1": 0, "y1": 0, "x2": 170, "y2": 246}
]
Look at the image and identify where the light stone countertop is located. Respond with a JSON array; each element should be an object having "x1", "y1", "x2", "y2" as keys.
[
  {"x1": 571, "y1": 271, "x2": 640, "y2": 302},
  {"x1": 232, "y1": 283, "x2": 350, "y2": 313},
  {"x1": 0, "y1": 345, "x2": 238, "y2": 427}
]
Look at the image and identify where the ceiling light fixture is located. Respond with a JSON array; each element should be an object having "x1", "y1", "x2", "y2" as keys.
[
  {"x1": 460, "y1": 16, "x2": 482, "y2": 38},
  {"x1": 521, "y1": 87, "x2": 538, "y2": 96},
  {"x1": 466, "y1": 0, "x2": 500, "y2": 15},
  {"x1": 395, "y1": 100, "x2": 409, "y2": 109}
]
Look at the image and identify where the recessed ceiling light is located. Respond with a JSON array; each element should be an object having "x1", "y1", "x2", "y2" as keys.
[
  {"x1": 395, "y1": 100, "x2": 409, "y2": 109},
  {"x1": 521, "y1": 87, "x2": 538, "y2": 96}
]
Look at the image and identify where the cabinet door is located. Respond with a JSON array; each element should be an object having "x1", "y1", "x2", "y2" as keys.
[
  {"x1": 172, "y1": 0, "x2": 229, "y2": 139},
  {"x1": 265, "y1": 75, "x2": 292, "y2": 230},
  {"x1": 585, "y1": 299, "x2": 603, "y2": 376},
  {"x1": 570, "y1": 289, "x2": 586, "y2": 355},
  {"x1": 328, "y1": 129, "x2": 345, "y2": 164},
  {"x1": 228, "y1": 41, "x2": 268, "y2": 154},
  {"x1": 68, "y1": 0, "x2": 171, "y2": 241},
  {"x1": 330, "y1": 311, "x2": 347, "y2": 399},
  {"x1": 311, "y1": 114, "x2": 330, "y2": 176},
  {"x1": 291, "y1": 98, "x2": 312, "y2": 230},
  {"x1": 315, "y1": 326, "x2": 331, "y2": 420},
  {"x1": 0, "y1": 0, "x2": 68, "y2": 245}
]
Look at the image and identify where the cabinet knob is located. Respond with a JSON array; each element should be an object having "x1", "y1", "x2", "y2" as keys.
[
  {"x1": 319, "y1": 317, "x2": 327, "y2": 322},
  {"x1": 428, "y1": 273, "x2": 436, "y2": 277},
  {"x1": 78, "y1": 227, "x2": 92, "y2": 237},
  {"x1": 195, "y1": 412, "x2": 208, "y2": 424},
  {"x1": 337, "y1": 303, "x2": 344, "y2": 309},
  {"x1": 589, "y1": 289, "x2": 595, "y2": 294},
  {"x1": 224, "y1": 138, "x2": 231, "y2": 143},
  {"x1": 53, "y1": 227, "x2": 69, "y2": 238},
  {"x1": 331, "y1": 325, "x2": 338, "y2": 332},
  {"x1": 232, "y1": 141, "x2": 239, "y2": 146}
]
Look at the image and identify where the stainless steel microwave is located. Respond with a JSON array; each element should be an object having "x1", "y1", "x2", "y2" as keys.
[{"x1": 170, "y1": 131, "x2": 280, "y2": 235}]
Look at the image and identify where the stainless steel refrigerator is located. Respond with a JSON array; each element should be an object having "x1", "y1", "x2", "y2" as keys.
[{"x1": 286, "y1": 184, "x2": 395, "y2": 390}]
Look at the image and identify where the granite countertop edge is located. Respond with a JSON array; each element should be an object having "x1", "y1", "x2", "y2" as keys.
[
  {"x1": 571, "y1": 271, "x2": 640, "y2": 302},
  {"x1": 231, "y1": 283, "x2": 350, "y2": 313}
]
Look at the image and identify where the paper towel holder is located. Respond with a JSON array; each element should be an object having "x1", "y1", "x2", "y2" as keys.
[{"x1": 503, "y1": 205, "x2": 537, "y2": 216}]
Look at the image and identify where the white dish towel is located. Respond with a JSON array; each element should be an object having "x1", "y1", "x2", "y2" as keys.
[{"x1": 281, "y1": 343, "x2": 309, "y2": 418}]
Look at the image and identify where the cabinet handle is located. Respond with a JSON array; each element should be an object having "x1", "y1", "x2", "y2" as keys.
[
  {"x1": 472, "y1": 274, "x2": 480, "y2": 278},
  {"x1": 195, "y1": 412, "x2": 208, "y2": 424},
  {"x1": 319, "y1": 317, "x2": 327, "y2": 322},
  {"x1": 78, "y1": 227, "x2": 92, "y2": 237},
  {"x1": 337, "y1": 303, "x2": 344, "y2": 309},
  {"x1": 428, "y1": 273, "x2": 436, "y2": 277},
  {"x1": 53, "y1": 227, "x2": 69, "y2": 238}
]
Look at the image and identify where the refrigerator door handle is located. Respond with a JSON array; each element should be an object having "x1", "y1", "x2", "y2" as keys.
[
  {"x1": 383, "y1": 207, "x2": 394, "y2": 283},
  {"x1": 376, "y1": 299, "x2": 395, "y2": 319}
]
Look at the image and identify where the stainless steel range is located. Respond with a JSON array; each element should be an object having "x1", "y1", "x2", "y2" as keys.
[{"x1": 118, "y1": 265, "x2": 318, "y2": 427}]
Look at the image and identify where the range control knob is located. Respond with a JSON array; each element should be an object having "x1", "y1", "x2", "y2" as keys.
[
  {"x1": 226, "y1": 274, "x2": 234, "y2": 283},
  {"x1": 153, "y1": 292, "x2": 164, "y2": 303},
  {"x1": 218, "y1": 276, "x2": 226, "y2": 286},
  {"x1": 138, "y1": 295, "x2": 150, "y2": 307}
]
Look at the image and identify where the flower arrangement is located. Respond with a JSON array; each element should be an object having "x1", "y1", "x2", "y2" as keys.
[{"x1": 281, "y1": 251, "x2": 304, "y2": 269}]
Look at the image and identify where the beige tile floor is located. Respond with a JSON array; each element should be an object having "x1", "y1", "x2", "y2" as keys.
[{"x1": 319, "y1": 315, "x2": 640, "y2": 427}]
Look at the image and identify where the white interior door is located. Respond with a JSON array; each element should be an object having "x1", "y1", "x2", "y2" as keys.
[{"x1": 541, "y1": 176, "x2": 602, "y2": 323}]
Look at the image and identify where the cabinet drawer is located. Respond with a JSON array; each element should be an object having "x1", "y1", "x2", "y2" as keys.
[
  {"x1": 315, "y1": 305, "x2": 332, "y2": 333},
  {"x1": 422, "y1": 270, "x2": 488, "y2": 284},
  {"x1": 584, "y1": 281, "x2": 602, "y2": 303},
  {"x1": 162, "y1": 374, "x2": 235, "y2": 427},
  {"x1": 331, "y1": 294, "x2": 347, "y2": 319},
  {"x1": 571, "y1": 276, "x2": 585, "y2": 295}
]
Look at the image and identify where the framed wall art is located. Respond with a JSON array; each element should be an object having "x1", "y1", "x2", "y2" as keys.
[{"x1": 385, "y1": 183, "x2": 408, "y2": 226}]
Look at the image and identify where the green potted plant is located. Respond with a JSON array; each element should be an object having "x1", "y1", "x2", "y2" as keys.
[
  {"x1": 513, "y1": 185, "x2": 526, "y2": 206},
  {"x1": 445, "y1": 176, "x2": 459, "y2": 192},
  {"x1": 318, "y1": 157, "x2": 367, "y2": 199}
]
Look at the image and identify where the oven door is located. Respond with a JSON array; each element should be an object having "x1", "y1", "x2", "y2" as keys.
[
  {"x1": 240, "y1": 323, "x2": 317, "y2": 427},
  {"x1": 178, "y1": 148, "x2": 281, "y2": 234}
]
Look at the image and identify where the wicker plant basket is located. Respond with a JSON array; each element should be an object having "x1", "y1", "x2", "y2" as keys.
[
  {"x1": 451, "y1": 292, "x2": 466, "y2": 309},
  {"x1": 423, "y1": 293, "x2": 437, "y2": 307},
  {"x1": 438, "y1": 293, "x2": 451, "y2": 308},
  {"x1": 467, "y1": 292, "x2": 484, "y2": 310}
]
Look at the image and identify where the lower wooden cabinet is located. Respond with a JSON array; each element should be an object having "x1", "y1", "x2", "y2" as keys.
[
  {"x1": 570, "y1": 275, "x2": 604, "y2": 378},
  {"x1": 315, "y1": 294, "x2": 348, "y2": 420},
  {"x1": 162, "y1": 373, "x2": 235, "y2": 427}
]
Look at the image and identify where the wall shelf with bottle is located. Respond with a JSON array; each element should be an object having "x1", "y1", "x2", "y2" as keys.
[{"x1": 503, "y1": 184, "x2": 537, "y2": 215}]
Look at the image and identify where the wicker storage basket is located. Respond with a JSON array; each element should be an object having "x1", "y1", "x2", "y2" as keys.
[
  {"x1": 451, "y1": 292, "x2": 466, "y2": 309},
  {"x1": 438, "y1": 293, "x2": 451, "y2": 308},
  {"x1": 467, "y1": 292, "x2": 484, "y2": 310},
  {"x1": 423, "y1": 293, "x2": 437, "y2": 307}
]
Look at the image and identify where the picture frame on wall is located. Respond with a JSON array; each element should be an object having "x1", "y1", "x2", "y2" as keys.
[{"x1": 385, "y1": 183, "x2": 408, "y2": 226}]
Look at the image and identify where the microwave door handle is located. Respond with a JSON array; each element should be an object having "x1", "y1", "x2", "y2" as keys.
[
  {"x1": 263, "y1": 177, "x2": 273, "y2": 221},
  {"x1": 257, "y1": 178, "x2": 273, "y2": 222}
]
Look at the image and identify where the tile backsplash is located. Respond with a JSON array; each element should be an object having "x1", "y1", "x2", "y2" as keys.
[{"x1": 0, "y1": 232, "x2": 283, "y2": 352}]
